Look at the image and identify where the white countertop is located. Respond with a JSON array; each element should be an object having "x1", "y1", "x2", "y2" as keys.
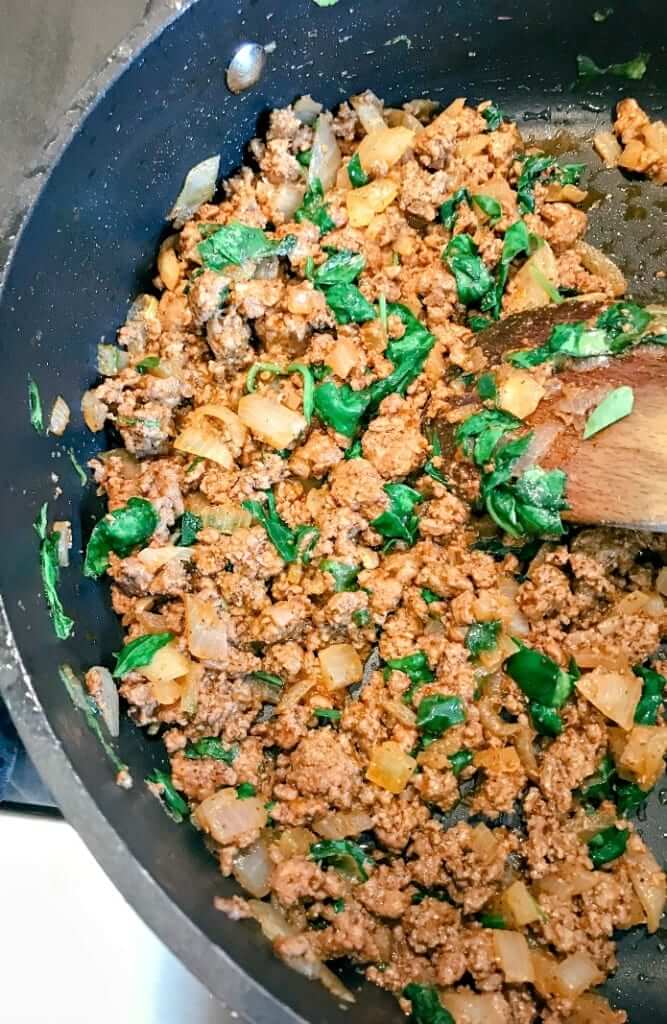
[{"x1": 1, "y1": 809, "x2": 233, "y2": 1024}]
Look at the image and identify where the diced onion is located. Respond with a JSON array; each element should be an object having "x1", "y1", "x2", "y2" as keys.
[
  {"x1": 276, "y1": 827, "x2": 317, "y2": 857},
  {"x1": 82, "y1": 389, "x2": 108, "y2": 432},
  {"x1": 174, "y1": 422, "x2": 234, "y2": 468},
  {"x1": 613, "y1": 725, "x2": 667, "y2": 790},
  {"x1": 158, "y1": 236, "x2": 182, "y2": 291},
  {"x1": 293, "y1": 95, "x2": 323, "y2": 125},
  {"x1": 277, "y1": 678, "x2": 316, "y2": 711},
  {"x1": 150, "y1": 677, "x2": 183, "y2": 705},
  {"x1": 543, "y1": 183, "x2": 588, "y2": 204},
  {"x1": 512, "y1": 423, "x2": 561, "y2": 476},
  {"x1": 626, "y1": 845, "x2": 666, "y2": 933},
  {"x1": 273, "y1": 182, "x2": 306, "y2": 222},
  {"x1": 569, "y1": 993, "x2": 626, "y2": 1024},
  {"x1": 52, "y1": 521, "x2": 72, "y2": 568},
  {"x1": 233, "y1": 837, "x2": 272, "y2": 898},
  {"x1": 168, "y1": 155, "x2": 220, "y2": 227},
  {"x1": 555, "y1": 951, "x2": 603, "y2": 998},
  {"x1": 97, "y1": 344, "x2": 129, "y2": 377},
  {"x1": 346, "y1": 178, "x2": 398, "y2": 228},
  {"x1": 350, "y1": 91, "x2": 386, "y2": 133},
  {"x1": 357, "y1": 126, "x2": 415, "y2": 176},
  {"x1": 575, "y1": 241, "x2": 626, "y2": 297},
  {"x1": 184, "y1": 594, "x2": 229, "y2": 662},
  {"x1": 309, "y1": 115, "x2": 341, "y2": 193},
  {"x1": 531, "y1": 949, "x2": 562, "y2": 999},
  {"x1": 495, "y1": 367, "x2": 546, "y2": 420},
  {"x1": 237, "y1": 393, "x2": 307, "y2": 450},
  {"x1": 313, "y1": 810, "x2": 374, "y2": 840},
  {"x1": 575, "y1": 668, "x2": 641, "y2": 730},
  {"x1": 384, "y1": 108, "x2": 422, "y2": 131},
  {"x1": 381, "y1": 697, "x2": 417, "y2": 728},
  {"x1": 186, "y1": 493, "x2": 252, "y2": 534},
  {"x1": 506, "y1": 240, "x2": 560, "y2": 313},
  {"x1": 48, "y1": 396, "x2": 71, "y2": 436},
  {"x1": 366, "y1": 741, "x2": 416, "y2": 794},
  {"x1": 535, "y1": 868, "x2": 597, "y2": 899},
  {"x1": 195, "y1": 788, "x2": 267, "y2": 844},
  {"x1": 493, "y1": 930, "x2": 535, "y2": 983},
  {"x1": 327, "y1": 337, "x2": 358, "y2": 379},
  {"x1": 141, "y1": 642, "x2": 190, "y2": 688},
  {"x1": 503, "y1": 880, "x2": 543, "y2": 926},
  {"x1": 474, "y1": 746, "x2": 522, "y2": 774},
  {"x1": 137, "y1": 545, "x2": 192, "y2": 573},
  {"x1": 189, "y1": 404, "x2": 247, "y2": 453},
  {"x1": 593, "y1": 131, "x2": 622, "y2": 168},
  {"x1": 88, "y1": 666, "x2": 120, "y2": 737},
  {"x1": 441, "y1": 992, "x2": 506, "y2": 1024},
  {"x1": 470, "y1": 822, "x2": 500, "y2": 863},
  {"x1": 319, "y1": 643, "x2": 363, "y2": 690},
  {"x1": 180, "y1": 662, "x2": 202, "y2": 716}
]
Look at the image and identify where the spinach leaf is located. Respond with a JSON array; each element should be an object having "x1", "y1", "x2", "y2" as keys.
[
  {"x1": 312, "y1": 249, "x2": 365, "y2": 287},
  {"x1": 482, "y1": 220, "x2": 536, "y2": 319},
  {"x1": 371, "y1": 483, "x2": 423, "y2": 546},
  {"x1": 421, "y1": 588, "x2": 442, "y2": 605},
  {"x1": 489, "y1": 465, "x2": 568, "y2": 537},
  {"x1": 184, "y1": 737, "x2": 239, "y2": 762},
  {"x1": 348, "y1": 152, "x2": 369, "y2": 188},
  {"x1": 345, "y1": 438, "x2": 363, "y2": 459},
  {"x1": 517, "y1": 154, "x2": 558, "y2": 214},
  {"x1": 529, "y1": 702, "x2": 563, "y2": 736},
  {"x1": 295, "y1": 177, "x2": 335, "y2": 234},
  {"x1": 246, "y1": 361, "x2": 315, "y2": 423},
  {"x1": 477, "y1": 372, "x2": 497, "y2": 399},
  {"x1": 580, "y1": 754, "x2": 616, "y2": 804},
  {"x1": 596, "y1": 301, "x2": 652, "y2": 350},
  {"x1": 559, "y1": 163, "x2": 586, "y2": 185},
  {"x1": 245, "y1": 361, "x2": 283, "y2": 392},
  {"x1": 403, "y1": 983, "x2": 455, "y2": 1024},
  {"x1": 68, "y1": 448, "x2": 88, "y2": 486},
  {"x1": 469, "y1": 315, "x2": 493, "y2": 333},
  {"x1": 472, "y1": 193, "x2": 502, "y2": 224},
  {"x1": 593, "y1": 7, "x2": 614, "y2": 21},
  {"x1": 237, "y1": 782, "x2": 257, "y2": 799},
  {"x1": 444, "y1": 233, "x2": 495, "y2": 306},
  {"x1": 440, "y1": 188, "x2": 470, "y2": 231},
  {"x1": 509, "y1": 301, "x2": 653, "y2": 368},
  {"x1": 588, "y1": 826, "x2": 629, "y2": 867},
  {"x1": 576, "y1": 52, "x2": 650, "y2": 81},
  {"x1": 633, "y1": 665, "x2": 664, "y2": 725},
  {"x1": 479, "y1": 912, "x2": 507, "y2": 929},
  {"x1": 320, "y1": 560, "x2": 359, "y2": 592},
  {"x1": 616, "y1": 782, "x2": 650, "y2": 816},
  {"x1": 28, "y1": 375, "x2": 44, "y2": 433},
  {"x1": 310, "y1": 839, "x2": 374, "y2": 881},
  {"x1": 465, "y1": 619, "x2": 501, "y2": 659},
  {"x1": 313, "y1": 381, "x2": 372, "y2": 437},
  {"x1": 242, "y1": 491, "x2": 319, "y2": 564},
  {"x1": 296, "y1": 148, "x2": 312, "y2": 167},
  {"x1": 314, "y1": 707, "x2": 342, "y2": 722},
  {"x1": 250, "y1": 670, "x2": 284, "y2": 689},
  {"x1": 113, "y1": 631, "x2": 173, "y2": 678},
  {"x1": 147, "y1": 769, "x2": 189, "y2": 823},
  {"x1": 583, "y1": 385, "x2": 634, "y2": 439},
  {"x1": 325, "y1": 283, "x2": 376, "y2": 324},
  {"x1": 199, "y1": 221, "x2": 296, "y2": 270},
  {"x1": 84, "y1": 497, "x2": 158, "y2": 578},
  {"x1": 449, "y1": 749, "x2": 473, "y2": 775},
  {"x1": 416, "y1": 694, "x2": 466, "y2": 736},
  {"x1": 505, "y1": 643, "x2": 575, "y2": 707},
  {"x1": 455, "y1": 408, "x2": 520, "y2": 465},
  {"x1": 387, "y1": 650, "x2": 435, "y2": 705},
  {"x1": 34, "y1": 504, "x2": 74, "y2": 640},
  {"x1": 353, "y1": 608, "x2": 370, "y2": 627},
  {"x1": 482, "y1": 103, "x2": 506, "y2": 131},
  {"x1": 136, "y1": 355, "x2": 160, "y2": 373},
  {"x1": 471, "y1": 535, "x2": 542, "y2": 563},
  {"x1": 177, "y1": 510, "x2": 203, "y2": 547}
]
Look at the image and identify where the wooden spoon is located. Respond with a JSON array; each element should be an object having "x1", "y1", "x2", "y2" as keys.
[{"x1": 475, "y1": 301, "x2": 667, "y2": 532}]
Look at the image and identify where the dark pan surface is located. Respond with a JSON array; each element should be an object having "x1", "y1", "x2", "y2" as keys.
[{"x1": 0, "y1": 0, "x2": 665, "y2": 1020}]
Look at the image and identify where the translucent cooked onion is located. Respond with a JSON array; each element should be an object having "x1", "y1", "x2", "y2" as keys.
[
  {"x1": 417, "y1": 732, "x2": 461, "y2": 769},
  {"x1": 168, "y1": 154, "x2": 220, "y2": 227},
  {"x1": 52, "y1": 520, "x2": 72, "y2": 568},
  {"x1": 150, "y1": 677, "x2": 183, "y2": 705},
  {"x1": 97, "y1": 344, "x2": 129, "y2": 377},
  {"x1": 555, "y1": 951, "x2": 603, "y2": 998},
  {"x1": 309, "y1": 115, "x2": 341, "y2": 192},
  {"x1": 495, "y1": 368, "x2": 546, "y2": 420},
  {"x1": 48, "y1": 396, "x2": 71, "y2": 436},
  {"x1": 613, "y1": 725, "x2": 667, "y2": 790},
  {"x1": 190, "y1": 404, "x2": 248, "y2": 452},
  {"x1": 185, "y1": 493, "x2": 252, "y2": 534},
  {"x1": 357, "y1": 126, "x2": 415, "y2": 176},
  {"x1": 237, "y1": 393, "x2": 307, "y2": 450},
  {"x1": 141, "y1": 642, "x2": 190, "y2": 690},
  {"x1": 184, "y1": 594, "x2": 229, "y2": 661},
  {"x1": 577, "y1": 806, "x2": 618, "y2": 842},
  {"x1": 506, "y1": 241, "x2": 559, "y2": 313},
  {"x1": 158, "y1": 236, "x2": 182, "y2": 291},
  {"x1": 474, "y1": 746, "x2": 522, "y2": 774},
  {"x1": 319, "y1": 644, "x2": 363, "y2": 690},
  {"x1": 98, "y1": 447, "x2": 141, "y2": 478},
  {"x1": 293, "y1": 95, "x2": 323, "y2": 125},
  {"x1": 278, "y1": 678, "x2": 316, "y2": 711},
  {"x1": 575, "y1": 241, "x2": 626, "y2": 297},
  {"x1": 470, "y1": 822, "x2": 500, "y2": 863},
  {"x1": 233, "y1": 837, "x2": 272, "y2": 898},
  {"x1": 82, "y1": 389, "x2": 108, "y2": 432},
  {"x1": 381, "y1": 697, "x2": 417, "y2": 728},
  {"x1": 195, "y1": 788, "x2": 267, "y2": 844},
  {"x1": 350, "y1": 91, "x2": 386, "y2": 133},
  {"x1": 569, "y1": 993, "x2": 626, "y2": 1024},
  {"x1": 493, "y1": 930, "x2": 535, "y2": 983},
  {"x1": 503, "y1": 880, "x2": 542, "y2": 926},
  {"x1": 531, "y1": 949, "x2": 562, "y2": 999},
  {"x1": 366, "y1": 741, "x2": 417, "y2": 794},
  {"x1": 593, "y1": 130, "x2": 622, "y2": 168},
  {"x1": 89, "y1": 666, "x2": 119, "y2": 737},
  {"x1": 180, "y1": 662, "x2": 202, "y2": 716},
  {"x1": 626, "y1": 845, "x2": 666, "y2": 933},
  {"x1": 441, "y1": 992, "x2": 506, "y2": 1024},
  {"x1": 276, "y1": 827, "x2": 316, "y2": 857},
  {"x1": 384, "y1": 108, "x2": 422, "y2": 131},
  {"x1": 174, "y1": 422, "x2": 235, "y2": 468},
  {"x1": 137, "y1": 545, "x2": 192, "y2": 573},
  {"x1": 273, "y1": 182, "x2": 306, "y2": 222},
  {"x1": 313, "y1": 810, "x2": 374, "y2": 840},
  {"x1": 513, "y1": 723, "x2": 539, "y2": 778},
  {"x1": 346, "y1": 178, "x2": 398, "y2": 228},
  {"x1": 535, "y1": 868, "x2": 597, "y2": 899},
  {"x1": 575, "y1": 667, "x2": 642, "y2": 730}
]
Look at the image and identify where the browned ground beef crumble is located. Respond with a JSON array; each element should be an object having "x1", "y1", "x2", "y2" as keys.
[{"x1": 83, "y1": 92, "x2": 667, "y2": 1024}]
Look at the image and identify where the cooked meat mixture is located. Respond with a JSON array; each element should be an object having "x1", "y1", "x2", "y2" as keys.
[{"x1": 81, "y1": 90, "x2": 667, "y2": 1024}]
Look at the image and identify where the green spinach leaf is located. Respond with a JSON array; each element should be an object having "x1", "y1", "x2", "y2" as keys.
[
  {"x1": 371, "y1": 483, "x2": 423, "y2": 546},
  {"x1": 505, "y1": 643, "x2": 575, "y2": 707},
  {"x1": 28, "y1": 376, "x2": 44, "y2": 433},
  {"x1": 147, "y1": 769, "x2": 189, "y2": 823},
  {"x1": 84, "y1": 497, "x2": 159, "y2": 578},
  {"x1": 113, "y1": 631, "x2": 173, "y2": 678},
  {"x1": 403, "y1": 983, "x2": 455, "y2": 1024},
  {"x1": 177, "y1": 510, "x2": 203, "y2": 547},
  {"x1": 482, "y1": 104, "x2": 506, "y2": 131},
  {"x1": 465, "y1": 619, "x2": 501, "y2": 659},
  {"x1": 348, "y1": 152, "x2": 369, "y2": 188},
  {"x1": 449, "y1": 749, "x2": 474, "y2": 775},
  {"x1": 320, "y1": 560, "x2": 359, "y2": 592},
  {"x1": 295, "y1": 177, "x2": 335, "y2": 233},
  {"x1": 199, "y1": 221, "x2": 296, "y2": 270},
  {"x1": 588, "y1": 826, "x2": 629, "y2": 867},
  {"x1": 310, "y1": 839, "x2": 374, "y2": 881},
  {"x1": 184, "y1": 738, "x2": 239, "y2": 762},
  {"x1": 633, "y1": 664, "x2": 664, "y2": 725},
  {"x1": 237, "y1": 782, "x2": 257, "y2": 799},
  {"x1": 324, "y1": 283, "x2": 376, "y2": 324},
  {"x1": 472, "y1": 193, "x2": 502, "y2": 224},
  {"x1": 243, "y1": 491, "x2": 319, "y2": 564},
  {"x1": 416, "y1": 694, "x2": 466, "y2": 736},
  {"x1": 312, "y1": 249, "x2": 365, "y2": 286},
  {"x1": 583, "y1": 385, "x2": 634, "y2": 439},
  {"x1": 440, "y1": 188, "x2": 471, "y2": 231},
  {"x1": 34, "y1": 504, "x2": 74, "y2": 640},
  {"x1": 576, "y1": 52, "x2": 650, "y2": 81},
  {"x1": 314, "y1": 707, "x2": 342, "y2": 722},
  {"x1": 444, "y1": 233, "x2": 495, "y2": 306}
]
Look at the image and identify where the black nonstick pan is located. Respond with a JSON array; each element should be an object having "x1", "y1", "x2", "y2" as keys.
[{"x1": 0, "y1": 1, "x2": 665, "y2": 1021}]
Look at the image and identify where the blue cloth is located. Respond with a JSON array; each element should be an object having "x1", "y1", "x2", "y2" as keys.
[{"x1": 0, "y1": 700, "x2": 55, "y2": 806}]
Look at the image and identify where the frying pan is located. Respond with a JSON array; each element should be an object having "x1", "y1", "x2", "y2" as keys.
[{"x1": 0, "y1": 1, "x2": 665, "y2": 1020}]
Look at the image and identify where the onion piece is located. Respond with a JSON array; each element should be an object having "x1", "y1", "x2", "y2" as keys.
[
  {"x1": 350, "y1": 91, "x2": 386, "y2": 133},
  {"x1": 506, "y1": 240, "x2": 560, "y2": 313},
  {"x1": 141, "y1": 642, "x2": 190, "y2": 687},
  {"x1": 611, "y1": 724, "x2": 667, "y2": 790},
  {"x1": 189, "y1": 404, "x2": 247, "y2": 452},
  {"x1": 293, "y1": 95, "x2": 323, "y2": 125},
  {"x1": 574, "y1": 241, "x2": 626, "y2": 297},
  {"x1": 185, "y1": 493, "x2": 252, "y2": 534},
  {"x1": 569, "y1": 993, "x2": 626, "y2": 1024},
  {"x1": 470, "y1": 822, "x2": 499, "y2": 863},
  {"x1": 276, "y1": 827, "x2": 317, "y2": 858},
  {"x1": 313, "y1": 810, "x2": 374, "y2": 840},
  {"x1": 593, "y1": 130, "x2": 622, "y2": 168},
  {"x1": 495, "y1": 367, "x2": 546, "y2": 420},
  {"x1": 319, "y1": 643, "x2": 363, "y2": 690},
  {"x1": 137, "y1": 545, "x2": 192, "y2": 573},
  {"x1": 81, "y1": 389, "x2": 108, "y2": 432},
  {"x1": 575, "y1": 667, "x2": 641, "y2": 730},
  {"x1": 555, "y1": 950, "x2": 603, "y2": 998},
  {"x1": 87, "y1": 666, "x2": 120, "y2": 737},
  {"x1": 195, "y1": 788, "x2": 267, "y2": 844},
  {"x1": 357, "y1": 126, "x2": 415, "y2": 176},
  {"x1": 474, "y1": 746, "x2": 522, "y2": 775},
  {"x1": 503, "y1": 880, "x2": 543, "y2": 926},
  {"x1": 238, "y1": 393, "x2": 306, "y2": 450},
  {"x1": 309, "y1": 115, "x2": 341, "y2": 192},
  {"x1": 180, "y1": 662, "x2": 202, "y2": 716},
  {"x1": 535, "y1": 868, "x2": 597, "y2": 899},
  {"x1": 272, "y1": 182, "x2": 306, "y2": 222},
  {"x1": 626, "y1": 844, "x2": 666, "y2": 933},
  {"x1": 346, "y1": 178, "x2": 399, "y2": 228},
  {"x1": 168, "y1": 154, "x2": 220, "y2": 227},
  {"x1": 493, "y1": 930, "x2": 535, "y2": 983},
  {"x1": 158, "y1": 236, "x2": 182, "y2": 291},
  {"x1": 233, "y1": 837, "x2": 272, "y2": 898},
  {"x1": 384, "y1": 108, "x2": 422, "y2": 131},
  {"x1": 184, "y1": 594, "x2": 229, "y2": 662},
  {"x1": 174, "y1": 422, "x2": 234, "y2": 468},
  {"x1": 366, "y1": 741, "x2": 416, "y2": 794},
  {"x1": 278, "y1": 678, "x2": 316, "y2": 711},
  {"x1": 381, "y1": 697, "x2": 417, "y2": 728},
  {"x1": 417, "y1": 732, "x2": 461, "y2": 768},
  {"x1": 48, "y1": 396, "x2": 71, "y2": 436},
  {"x1": 441, "y1": 992, "x2": 506, "y2": 1024},
  {"x1": 52, "y1": 521, "x2": 72, "y2": 568}
]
